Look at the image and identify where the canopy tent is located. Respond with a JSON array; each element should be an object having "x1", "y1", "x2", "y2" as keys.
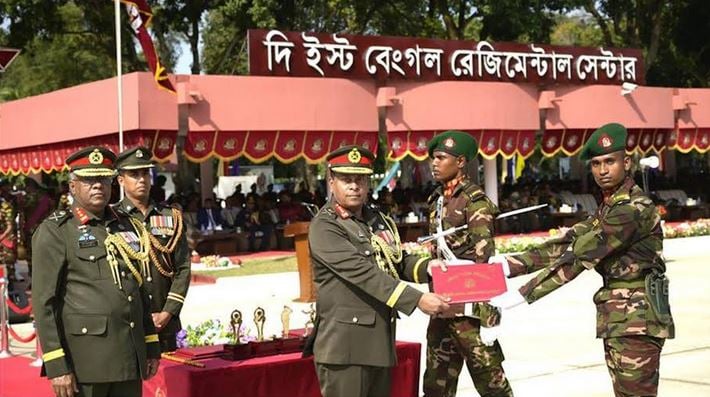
[
  {"x1": 541, "y1": 85, "x2": 675, "y2": 158},
  {"x1": 0, "y1": 72, "x2": 378, "y2": 175},
  {"x1": 382, "y1": 81, "x2": 540, "y2": 160},
  {"x1": 673, "y1": 88, "x2": 710, "y2": 154},
  {"x1": 1, "y1": 72, "x2": 709, "y2": 177}
]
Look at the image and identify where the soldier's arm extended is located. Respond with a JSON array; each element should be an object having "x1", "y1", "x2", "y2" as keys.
[
  {"x1": 398, "y1": 252, "x2": 431, "y2": 284},
  {"x1": 518, "y1": 204, "x2": 639, "y2": 303},
  {"x1": 163, "y1": 220, "x2": 190, "y2": 317},
  {"x1": 309, "y1": 217, "x2": 423, "y2": 315},
  {"x1": 31, "y1": 221, "x2": 72, "y2": 378},
  {"x1": 506, "y1": 217, "x2": 595, "y2": 277}
]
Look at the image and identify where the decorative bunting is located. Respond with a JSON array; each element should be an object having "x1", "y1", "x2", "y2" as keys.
[
  {"x1": 695, "y1": 129, "x2": 709, "y2": 153},
  {"x1": 409, "y1": 131, "x2": 435, "y2": 160},
  {"x1": 153, "y1": 130, "x2": 176, "y2": 161},
  {"x1": 675, "y1": 129, "x2": 696, "y2": 153},
  {"x1": 303, "y1": 131, "x2": 332, "y2": 163},
  {"x1": 388, "y1": 131, "x2": 409, "y2": 160},
  {"x1": 517, "y1": 130, "x2": 536, "y2": 159},
  {"x1": 638, "y1": 129, "x2": 655, "y2": 154},
  {"x1": 243, "y1": 130, "x2": 276, "y2": 163},
  {"x1": 560, "y1": 129, "x2": 586, "y2": 156},
  {"x1": 214, "y1": 131, "x2": 246, "y2": 161},
  {"x1": 184, "y1": 131, "x2": 216, "y2": 161},
  {"x1": 541, "y1": 129, "x2": 563, "y2": 157},
  {"x1": 479, "y1": 130, "x2": 501, "y2": 159},
  {"x1": 274, "y1": 131, "x2": 305, "y2": 163},
  {"x1": 500, "y1": 130, "x2": 518, "y2": 159},
  {"x1": 330, "y1": 131, "x2": 357, "y2": 151},
  {"x1": 652, "y1": 129, "x2": 669, "y2": 153},
  {"x1": 626, "y1": 129, "x2": 641, "y2": 152},
  {"x1": 355, "y1": 131, "x2": 379, "y2": 155}
]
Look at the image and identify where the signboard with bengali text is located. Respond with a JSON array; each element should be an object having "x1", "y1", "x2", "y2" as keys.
[{"x1": 248, "y1": 29, "x2": 644, "y2": 85}]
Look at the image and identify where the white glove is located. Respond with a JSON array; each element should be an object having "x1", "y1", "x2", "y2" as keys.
[
  {"x1": 479, "y1": 325, "x2": 499, "y2": 347},
  {"x1": 488, "y1": 254, "x2": 510, "y2": 277},
  {"x1": 489, "y1": 289, "x2": 527, "y2": 310}
]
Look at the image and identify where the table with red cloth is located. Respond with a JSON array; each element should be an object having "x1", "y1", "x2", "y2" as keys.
[{"x1": 142, "y1": 341, "x2": 421, "y2": 397}]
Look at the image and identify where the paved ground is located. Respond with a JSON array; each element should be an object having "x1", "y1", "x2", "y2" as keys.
[{"x1": 7, "y1": 236, "x2": 710, "y2": 396}]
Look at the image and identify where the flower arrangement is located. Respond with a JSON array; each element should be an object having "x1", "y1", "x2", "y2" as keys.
[
  {"x1": 180, "y1": 318, "x2": 256, "y2": 347},
  {"x1": 495, "y1": 236, "x2": 550, "y2": 254},
  {"x1": 662, "y1": 219, "x2": 710, "y2": 239},
  {"x1": 402, "y1": 241, "x2": 432, "y2": 258}
]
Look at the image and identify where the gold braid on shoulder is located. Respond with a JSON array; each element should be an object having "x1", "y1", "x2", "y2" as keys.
[
  {"x1": 370, "y1": 214, "x2": 403, "y2": 279},
  {"x1": 104, "y1": 217, "x2": 151, "y2": 289},
  {"x1": 147, "y1": 208, "x2": 183, "y2": 278}
]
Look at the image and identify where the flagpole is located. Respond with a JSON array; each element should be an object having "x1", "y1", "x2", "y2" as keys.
[
  {"x1": 115, "y1": 0, "x2": 124, "y2": 153},
  {"x1": 115, "y1": 0, "x2": 124, "y2": 198}
]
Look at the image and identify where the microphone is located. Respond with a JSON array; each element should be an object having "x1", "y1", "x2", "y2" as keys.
[{"x1": 639, "y1": 156, "x2": 660, "y2": 169}]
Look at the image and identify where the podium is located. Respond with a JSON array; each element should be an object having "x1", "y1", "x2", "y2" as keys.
[{"x1": 284, "y1": 222, "x2": 316, "y2": 302}]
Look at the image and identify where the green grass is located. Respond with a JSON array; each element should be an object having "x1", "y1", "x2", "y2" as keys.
[{"x1": 194, "y1": 255, "x2": 298, "y2": 278}]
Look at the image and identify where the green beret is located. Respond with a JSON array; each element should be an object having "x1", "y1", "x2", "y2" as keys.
[
  {"x1": 326, "y1": 145, "x2": 375, "y2": 175},
  {"x1": 427, "y1": 130, "x2": 478, "y2": 161},
  {"x1": 115, "y1": 146, "x2": 155, "y2": 171},
  {"x1": 65, "y1": 146, "x2": 117, "y2": 177},
  {"x1": 580, "y1": 123, "x2": 627, "y2": 160}
]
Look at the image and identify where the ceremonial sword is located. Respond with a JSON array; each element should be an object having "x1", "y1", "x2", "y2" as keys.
[{"x1": 416, "y1": 203, "x2": 549, "y2": 244}]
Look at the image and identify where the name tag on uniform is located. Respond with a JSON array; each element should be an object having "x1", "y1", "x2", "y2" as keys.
[
  {"x1": 78, "y1": 229, "x2": 98, "y2": 249},
  {"x1": 117, "y1": 231, "x2": 141, "y2": 251},
  {"x1": 149, "y1": 215, "x2": 174, "y2": 236}
]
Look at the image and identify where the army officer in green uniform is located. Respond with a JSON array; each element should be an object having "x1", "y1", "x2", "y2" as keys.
[
  {"x1": 489, "y1": 123, "x2": 674, "y2": 396},
  {"x1": 425, "y1": 131, "x2": 513, "y2": 397},
  {"x1": 307, "y1": 145, "x2": 451, "y2": 397},
  {"x1": 32, "y1": 147, "x2": 160, "y2": 397},
  {"x1": 114, "y1": 146, "x2": 191, "y2": 352}
]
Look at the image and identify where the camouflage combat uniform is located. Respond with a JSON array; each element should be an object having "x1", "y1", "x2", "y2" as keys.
[
  {"x1": 424, "y1": 176, "x2": 513, "y2": 397},
  {"x1": 507, "y1": 177, "x2": 674, "y2": 396}
]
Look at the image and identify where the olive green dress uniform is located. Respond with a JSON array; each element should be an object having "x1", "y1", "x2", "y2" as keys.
[
  {"x1": 32, "y1": 147, "x2": 160, "y2": 397},
  {"x1": 114, "y1": 146, "x2": 191, "y2": 352},
  {"x1": 424, "y1": 131, "x2": 512, "y2": 397},
  {"x1": 504, "y1": 124, "x2": 674, "y2": 397},
  {"x1": 307, "y1": 146, "x2": 432, "y2": 397}
]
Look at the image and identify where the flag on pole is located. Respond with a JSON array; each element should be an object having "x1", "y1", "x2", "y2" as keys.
[
  {"x1": 514, "y1": 153, "x2": 525, "y2": 179},
  {"x1": 121, "y1": 0, "x2": 176, "y2": 93}
]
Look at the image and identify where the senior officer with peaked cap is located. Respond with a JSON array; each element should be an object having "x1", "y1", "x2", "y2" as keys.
[
  {"x1": 306, "y1": 145, "x2": 451, "y2": 397},
  {"x1": 32, "y1": 146, "x2": 160, "y2": 397},
  {"x1": 489, "y1": 123, "x2": 674, "y2": 396},
  {"x1": 114, "y1": 146, "x2": 191, "y2": 353}
]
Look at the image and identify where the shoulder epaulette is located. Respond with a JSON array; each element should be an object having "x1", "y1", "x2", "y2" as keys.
[
  {"x1": 464, "y1": 185, "x2": 486, "y2": 202},
  {"x1": 611, "y1": 193, "x2": 631, "y2": 205},
  {"x1": 46, "y1": 209, "x2": 71, "y2": 225}
]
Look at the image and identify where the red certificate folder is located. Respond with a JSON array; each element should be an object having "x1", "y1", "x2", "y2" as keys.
[{"x1": 431, "y1": 261, "x2": 507, "y2": 303}]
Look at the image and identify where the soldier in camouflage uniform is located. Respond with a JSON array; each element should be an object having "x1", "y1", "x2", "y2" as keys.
[
  {"x1": 307, "y1": 145, "x2": 450, "y2": 397},
  {"x1": 489, "y1": 123, "x2": 674, "y2": 397},
  {"x1": 115, "y1": 146, "x2": 191, "y2": 352},
  {"x1": 424, "y1": 131, "x2": 513, "y2": 397}
]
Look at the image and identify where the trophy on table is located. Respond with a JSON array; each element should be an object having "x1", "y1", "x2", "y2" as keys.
[
  {"x1": 281, "y1": 305, "x2": 293, "y2": 338},
  {"x1": 254, "y1": 307, "x2": 266, "y2": 342},
  {"x1": 230, "y1": 309, "x2": 243, "y2": 344}
]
